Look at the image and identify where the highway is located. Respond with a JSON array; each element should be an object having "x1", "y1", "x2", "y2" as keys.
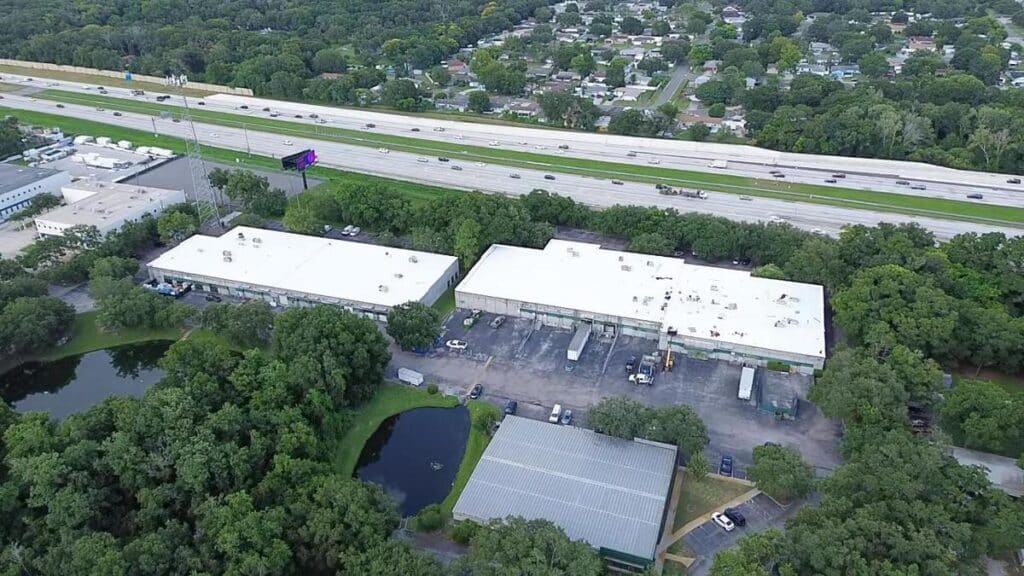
[
  {"x1": 6, "y1": 73, "x2": 1024, "y2": 209},
  {"x1": 2, "y1": 92, "x2": 1022, "y2": 241}
]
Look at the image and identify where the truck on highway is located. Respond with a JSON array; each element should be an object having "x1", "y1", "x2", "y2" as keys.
[
  {"x1": 709, "y1": 160, "x2": 728, "y2": 169},
  {"x1": 629, "y1": 354, "x2": 659, "y2": 385},
  {"x1": 657, "y1": 185, "x2": 707, "y2": 199},
  {"x1": 567, "y1": 323, "x2": 592, "y2": 362}
]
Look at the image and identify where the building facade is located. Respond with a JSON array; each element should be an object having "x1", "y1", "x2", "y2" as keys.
[{"x1": 0, "y1": 165, "x2": 71, "y2": 222}]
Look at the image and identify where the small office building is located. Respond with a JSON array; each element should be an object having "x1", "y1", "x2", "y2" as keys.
[
  {"x1": 455, "y1": 240, "x2": 826, "y2": 373},
  {"x1": 0, "y1": 165, "x2": 71, "y2": 222},
  {"x1": 453, "y1": 416, "x2": 677, "y2": 570},
  {"x1": 147, "y1": 227, "x2": 460, "y2": 319},
  {"x1": 34, "y1": 180, "x2": 185, "y2": 238}
]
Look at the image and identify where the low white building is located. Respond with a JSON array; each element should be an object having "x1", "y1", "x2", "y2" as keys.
[
  {"x1": 147, "y1": 227, "x2": 460, "y2": 319},
  {"x1": 456, "y1": 240, "x2": 826, "y2": 373},
  {"x1": 34, "y1": 180, "x2": 185, "y2": 238},
  {"x1": 0, "y1": 165, "x2": 71, "y2": 222}
]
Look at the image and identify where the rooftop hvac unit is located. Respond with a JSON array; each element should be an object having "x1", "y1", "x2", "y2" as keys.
[
  {"x1": 774, "y1": 320, "x2": 786, "y2": 328},
  {"x1": 621, "y1": 264, "x2": 631, "y2": 271},
  {"x1": 726, "y1": 303, "x2": 737, "y2": 310},
  {"x1": 224, "y1": 256, "x2": 232, "y2": 262},
  {"x1": 252, "y1": 237, "x2": 262, "y2": 244},
  {"x1": 222, "y1": 250, "x2": 232, "y2": 256},
  {"x1": 394, "y1": 273, "x2": 404, "y2": 278},
  {"x1": 710, "y1": 284, "x2": 719, "y2": 291},
  {"x1": 409, "y1": 256, "x2": 418, "y2": 263},
  {"x1": 378, "y1": 285, "x2": 389, "y2": 292},
  {"x1": 618, "y1": 255, "x2": 624, "y2": 261},
  {"x1": 237, "y1": 232, "x2": 245, "y2": 240},
  {"x1": 646, "y1": 260, "x2": 653, "y2": 266}
]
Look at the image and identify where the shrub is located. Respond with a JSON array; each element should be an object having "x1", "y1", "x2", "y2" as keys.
[
  {"x1": 766, "y1": 360, "x2": 791, "y2": 372},
  {"x1": 411, "y1": 503, "x2": 444, "y2": 532},
  {"x1": 450, "y1": 520, "x2": 480, "y2": 544},
  {"x1": 427, "y1": 383, "x2": 439, "y2": 395}
]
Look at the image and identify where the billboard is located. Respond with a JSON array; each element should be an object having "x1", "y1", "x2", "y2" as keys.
[{"x1": 281, "y1": 149, "x2": 317, "y2": 171}]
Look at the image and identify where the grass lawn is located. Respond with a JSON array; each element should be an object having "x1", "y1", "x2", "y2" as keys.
[
  {"x1": 332, "y1": 384, "x2": 459, "y2": 477},
  {"x1": 661, "y1": 559, "x2": 688, "y2": 576},
  {"x1": 28, "y1": 90, "x2": 1024, "y2": 226},
  {"x1": 0, "y1": 83, "x2": 22, "y2": 93},
  {"x1": 441, "y1": 400, "x2": 501, "y2": 516},
  {"x1": 0, "y1": 64, "x2": 212, "y2": 96},
  {"x1": 38, "y1": 311, "x2": 183, "y2": 361},
  {"x1": 673, "y1": 475, "x2": 753, "y2": 531}
]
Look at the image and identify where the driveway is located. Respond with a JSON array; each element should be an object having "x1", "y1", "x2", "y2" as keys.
[{"x1": 652, "y1": 63, "x2": 695, "y2": 108}]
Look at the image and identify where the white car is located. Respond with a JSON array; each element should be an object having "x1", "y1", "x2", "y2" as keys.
[
  {"x1": 341, "y1": 225, "x2": 355, "y2": 236},
  {"x1": 711, "y1": 512, "x2": 735, "y2": 532},
  {"x1": 475, "y1": 162, "x2": 486, "y2": 167},
  {"x1": 446, "y1": 339, "x2": 468, "y2": 350},
  {"x1": 648, "y1": 158, "x2": 661, "y2": 165},
  {"x1": 549, "y1": 403, "x2": 562, "y2": 423},
  {"x1": 454, "y1": 134, "x2": 464, "y2": 140},
  {"x1": 769, "y1": 215, "x2": 785, "y2": 223},
  {"x1": 739, "y1": 195, "x2": 753, "y2": 201},
  {"x1": 282, "y1": 139, "x2": 293, "y2": 146},
  {"x1": 489, "y1": 141, "x2": 499, "y2": 146},
  {"x1": 378, "y1": 147, "x2": 389, "y2": 154},
  {"x1": 417, "y1": 157, "x2": 429, "y2": 163}
]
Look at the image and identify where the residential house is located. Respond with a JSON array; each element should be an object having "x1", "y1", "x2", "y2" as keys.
[
  {"x1": 435, "y1": 92, "x2": 471, "y2": 112},
  {"x1": 505, "y1": 98, "x2": 540, "y2": 117},
  {"x1": 721, "y1": 5, "x2": 746, "y2": 24},
  {"x1": 528, "y1": 63, "x2": 554, "y2": 80},
  {"x1": 906, "y1": 36, "x2": 936, "y2": 53},
  {"x1": 447, "y1": 58, "x2": 469, "y2": 75},
  {"x1": 619, "y1": 47, "x2": 646, "y2": 62},
  {"x1": 613, "y1": 85, "x2": 648, "y2": 102},
  {"x1": 796, "y1": 62, "x2": 829, "y2": 76},
  {"x1": 703, "y1": 60, "x2": 720, "y2": 74},
  {"x1": 679, "y1": 113, "x2": 724, "y2": 132},
  {"x1": 830, "y1": 64, "x2": 860, "y2": 79}
]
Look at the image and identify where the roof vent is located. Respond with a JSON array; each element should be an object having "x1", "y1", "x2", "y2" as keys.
[
  {"x1": 378, "y1": 285, "x2": 389, "y2": 292},
  {"x1": 621, "y1": 264, "x2": 631, "y2": 271},
  {"x1": 409, "y1": 255, "x2": 418, "y2": 263},
  {"x1": 618, "y1": 255, "x2": 624, "y2": 261},
  {"x1": 222, "y1": 250, "x2": 232, "y2": 257},
  {"x1": 237, "y1": 232, "x2": 245, "y2": 240},
  {"x1": 646, "y1": 260, "x2": 653, "y2": 266},
  {"x1": 395, "y1": 273, "x2": 404, "y2": 279},
  {"x1": 223, "y1": 256, "x2": 232, "y2": 262},
  {"x1": 726, "y1": 303, "x2": 737, "y2": 310},
  {"x1": 710, "y1": 284, "x2": 719, "y2": 291},
  {"x1": 252, "y1": 237, "x2": 262, "y2": 244}
]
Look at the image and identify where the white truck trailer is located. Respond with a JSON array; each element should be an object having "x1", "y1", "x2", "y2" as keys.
[
  {"x1": 567, "y1": 323, "x2": 592, "y2": 362},
  {"x1": 398, "y1": 367, "x2": 424, "y2": 387},
  {"x1": 738, "y1": 366, "x2": 756, "y2": 400}
]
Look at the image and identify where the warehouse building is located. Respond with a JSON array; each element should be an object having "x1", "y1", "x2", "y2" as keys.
[
  {"x1": 34, "y1": 180, "x2": 185, "y2": 238},
  {"x1": 456, "y1": 240, "x2": 826, "y2": 373},
  {"x1": 453, "y1": 416, "x2": 677, "y2": 569},
  {"x1": 147, "y1": 227, "x2": 459, "y2": 319},
  {"x1": 0, "y1": 164, "x2": 71, "y2": 222}
]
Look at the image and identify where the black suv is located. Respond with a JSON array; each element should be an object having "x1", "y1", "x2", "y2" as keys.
[
  {"x1": 724, "y1": 508, "x2": 746, "y2": 527},
  {"x1": 504, "y1": 400, "x2": 518, "y2": 415}
]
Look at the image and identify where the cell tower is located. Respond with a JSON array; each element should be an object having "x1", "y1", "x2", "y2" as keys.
[{"x1": 166, "y1": 74, "x2": 221, "y2": 228}]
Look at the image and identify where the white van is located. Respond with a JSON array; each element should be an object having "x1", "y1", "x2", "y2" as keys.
[{"x1": 549, "y1": 404, "x2": 562, "y2": 423}]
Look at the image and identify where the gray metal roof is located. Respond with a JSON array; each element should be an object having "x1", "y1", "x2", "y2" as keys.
[
  {"x1": 0, "y1": 164, "x2": 63, "y2": 195},
  {"x1": 452, "y1": 416, "x2": 677, "y2": 560}
]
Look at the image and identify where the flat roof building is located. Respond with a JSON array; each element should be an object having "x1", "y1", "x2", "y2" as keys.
[
  {"x1": 34, "y1": 180, "x2": 185, "y2": 238},
  {"x1": 453, "y1": 416, "x2": 677, "y2": 568},
  {"x1": 0, "y1": 164, "x2": 71, "y2": 222},
  {"x1": 147, "y1": 227, "x2": 459, "y2": 319},
  {"x1": 456, "y1": 240, "x2": 826, "y2": 373}
]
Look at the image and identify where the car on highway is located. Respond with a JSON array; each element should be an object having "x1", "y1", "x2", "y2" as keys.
[
  {"x1": 197, "y1": 101, "x2": 205, "y2": 105},
  {"x1": 438, "y1": 157, "x2": 450, "y2": 162},
  {"x1": 55, "y1": 104, "x2": 64, "y2": 108},
  {"x1": 560, "y1": 409, "x2": 573, "y2": 425},
  {"x1": 739, "y1": 195, "x2": 753, "y2": 201},
  {"x1": 113, "y1": 111, "x2": 122, "y2": 116},
  {"x1": 627, "y1": 151, "x2": 637, "y2": 157},
  {"x1": 489, "y1": 141, "x2": 499, "y2": 146},
  {"x1": 911, "y1": 184, "x2": 927, "y2": 190},
  {"x1": 967, "y1": 193, "x2": 984, "y2": 199},
  {"x1": 1008, "y1": 178, "x2": 1021, "y2": 184},
  {"x1": 831, "y1": 173, "x2": 847, "y2": 178},
  {"x1": 711, "y1": 512, "x2": 735, "y2": 532},
  {"x1": 544, "y1": 174, "x2": 556, "y2": 180},
  {"x1": 451, "y1": 165, "x2": 463, "y2": 171},
  {"x1": 417, "y1": 157, "x2": 429, "y2": 163},
  {"x1": 769, "y1": 215, "x2": 785, "y2": 223},
  {"x1": 509, "y1": 173, "x2": 521, "y2": 179},
  {"x1": 308, "y1": 113, "x2": 317, "y2": 118},
  {"x1": 446, "y1": 339, "x2": 468, "y2": 350},
  {"x1": 535, "y1": 145, "x2": 545, "y2": 150},
  {"x1": 647, "y1": 158, "x2": 660, "y2": 165},
  {"x1": 504, "y1": 400, "x2": 518, "y2": 415},
  {"x1": 895, "y1": 180, "x2": 910, "y2": 185},
  {"x1": 469, "y1": 384, "x2": 482, "y2": 399},
  {"x1": 365, "y1": 122, "x2": 375, "y2": 128},
  {"x1": 825, "y1": 178, "x2": 837, "y2": 183},
  {"x1": 283, "y1": 140, "x2": 293, "y2": 146},
  {"x1": 772, "y1": 173, "x2": 786, "y2": 178},
  {"x1": 475, "y1": 162, "x2": 486, "y2": 167},
  {"x1": 558, "y1": 144, "x2": 570, "y2": 150},
  {"x1": 723, "y1": 508, "x2": 746, "y2": 527},
  {"x1": 612, "y1": 180, "x2": 624, "y2": 185},
  {"x1": 239, "y1": 105, "x2": 249, "y2": 110},
  {"x1": 454, "y1": 134, "x2": 464, "y2": 140},
  {"x1": 378, "y1": 147, "x2": 389, "y2": 153},
  {"x1": 719, "y1": 455, "x2": 734, "y2": 477},
  {"x1": 316, "y1": 118, "x2": 327, "y2": 124},
  {"x1": 434, "y1": 127, "x2": 445, "y2": 132},
  {"x1": 294, "y1": 114, "x2": 303, "y2": 118},
  {"x1": 269, "y1": 112, "x2": 280, "y2": 117},
  {"x1": 96, "y1": 107, "x2": 105, "y2": 111},
  {"x1": 411, "y1": 127, "x2": 420, "y2": 132},
  {"x1": 262, "y1": 107, "x2": 271, "y2": 111}
]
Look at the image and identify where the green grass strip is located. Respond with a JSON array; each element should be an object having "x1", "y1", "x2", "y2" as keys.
[{"x1": 31, "y1": 89, "x2": 1024, "y2": 226}]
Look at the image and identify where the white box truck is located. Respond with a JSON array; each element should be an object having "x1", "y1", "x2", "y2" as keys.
[
  {"x1": 398, "y1": 368, "x2": 424, "y2": 387},
  {"x1": 567, "y1": 323, "x2": 592, "y2": 361},
  {"x1": 738, "y1": 366, "x2": 755, "y2": 400}
]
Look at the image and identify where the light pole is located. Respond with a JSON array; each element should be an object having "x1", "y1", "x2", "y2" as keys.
[
  {"x1": 151, "y1": 116, "x2": 158, "y2": 137},
  {"x1": 243, "y1": 124, "x2": 251, "y2": 156}
]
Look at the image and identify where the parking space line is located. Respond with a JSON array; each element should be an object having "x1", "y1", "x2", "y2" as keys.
[{"x1": 599, "y1": 329, "x2": 619, "y2": 376}]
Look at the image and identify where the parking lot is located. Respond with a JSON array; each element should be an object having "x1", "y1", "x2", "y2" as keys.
[{"x1": 390, "y1": 309, "x2": 843, "y2": 474}]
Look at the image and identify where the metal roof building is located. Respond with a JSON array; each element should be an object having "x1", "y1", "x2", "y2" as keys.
[
  {"x1": 147, "y1": 227, "x2": 460, "y2": 319},
  {"x1": 455, "y1": 240, "x2": 826, "y2": 373},
  {"x1": 0, "y1": 164, "x2": 71, "y2": 222},
  {"x1": 453, "y1": 416, "x2": 677, "y2": 567}
]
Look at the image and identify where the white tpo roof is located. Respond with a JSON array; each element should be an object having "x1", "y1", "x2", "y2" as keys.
[
  {"x1": 457, "y1": 240, "x2": 825, "y2": 360},
  {"x1": 147, "y1": 227, "x2": 457, "y2": 307}
]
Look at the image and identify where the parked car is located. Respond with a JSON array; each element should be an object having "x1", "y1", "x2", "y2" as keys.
[
  {"x1": 349, "y1": 226, "x2": 360, "y2": 236},
  {"x1": 504, "y1": 400, "x2": 518, "y2": 415},
  {"x1": 446, "y1": 339, "x2": 468, "y2": 350},
  {"x1": 564, "y1": 362, "x2": 576, "y2": 373},
  {"x1": 560, "y1": 409, "x2": 573, "y2": 425},
  {"x1": 711, "y1": 512, "x2": 735, "y2": 532},
  {"x1": 489, "y1": 316, "x2": 506, "y2": 329},
  {"x1": 625, "y1": 356, "x2": 637, "y2": 373},
  {"x1": 719, "y1": 455, "x2": 734, "y2": 477},
  {"x1": 469, "y1": 384, "x2": 482, "y2": 399},
  {"x1": 967, "y1": 193, "x2": 984, "y2": 199},
  {"x1": 544, "y1": 174, "x2": 556, "y2": 180},
  {"x1": 549, "y1": 404, "x2": 562, "y2": 423},
  {"x1": 724, "y1": 508, "x2": 746, "y2": 527},
  {"x1": 204, "y1": 294, "x2": 222, "y2": 302}
]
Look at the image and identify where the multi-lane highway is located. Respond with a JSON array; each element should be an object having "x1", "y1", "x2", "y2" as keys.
[
  {"x1": 2, "y1": 89, "x2": 1022, "y2": 240},
  {"x1": 7, "y1": 72, "x2": 1023, "y2": 207}
]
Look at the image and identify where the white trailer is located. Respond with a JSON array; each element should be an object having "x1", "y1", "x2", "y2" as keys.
[
  {"x1": 567, "y1": 323, "x2": 592, "y2": 361},
  {"x1": 738, "y1": 366, "x2": 756, "y2": 400},
  {"x1": 398, "y1": 367, "x2": 424, "y2": 387}
]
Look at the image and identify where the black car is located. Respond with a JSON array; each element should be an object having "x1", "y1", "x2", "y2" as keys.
[
  {"x1": 56, "y1": 103, "x2": 65, "y2": 108},
  {"x1": 262, "y1": 107, "x2": 271, "y2": 111},
  {"x1": 724, "y1": 508, "x2": 746, "y2": 527},
  {"x1": 294, "y1": 114, "x2": 303, "y2": 118},
  {"x1": 719, "y1": 455, "x2": 734, "y2": 477},
  {"x1": 504, "y1": 400, "x2": 518, "y2": 415},
  {"x1": 113, "y1": 111, "x2": 122, "y2": 116},
  {"x1": 239, "y1": 105, "x2": 248, "y2": 110},
  {"x1": 1008, "y1": 178, "x2": 1021, "y2": 184},
  {"x1": 544, "y1": 174, "x2": 556, "y2": 180},
  {"x1": 966, "y1": 193, "x2": 984, "y2": 199},
  {"x1": 411, "y1": 127, "x2": 420, "y2": 132},
  {"x1": 438, "y1": 157, "x2": 450, "y2": 162},
  {"x1": 365, "y1": 122, "x2": 376, "y2": 128},
  {"x1": 197, "y1": 101, "x2": 205, "y2": 105},
  {"x1": 625, "y1": 356, "x2": 637, "y2": 373},
  {"x1": 205, "y1": 294, "x2": 223, "y2": 302},
  {"x1": 469, "y1": 384, "x2": 483, "y2": 399}
]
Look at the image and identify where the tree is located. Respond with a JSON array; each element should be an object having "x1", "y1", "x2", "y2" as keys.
[
  {"x1": 662, "y1": 39, "x2": 691, "y2": 64},
  {"x1": 586, "y1": 396, "x2": 652, "y2": 438},
  {"x1": 467, "y1": 90, "x2": 491, "y2": 113},
  {"x1": 747, "y1": 445, "x2": 815, "y2": 502},
  {"x1": 312, "y1": 48, "x2": 349, "y2": 74},
  {"x1": 157, "y1": 210, "x2": 198, "y2": 244},
  {"x1": 651, "y1": 404, "x2": 708, "y2": 456},
  {"x1": 629, "y1": 232, "x2": 674, "y2": 255},
  {"x1": 90, "y1": 277, "x2": 194, "y2": 330},
  {"x1": 202, "y1": 301, "x2": 275, "y2": 348},
  {"x1": 620, "y1": 16, "x2": 643, "y2": 35},
  {"x1": 688, "y1": 450, "x2": 709, "y2": 480},
  {"x1": 708, "y1": 103, "x2": 726, "y2": 117},
  {"x1": 710, "y1": 529, "x2": 785, "y2": 576},
  {"x1": 197, "y1": 492, "x2": 292, "y2": 575},
  {"x1": 940, "y1": 379, "x2": 1024, "y2": 456},
  {"x1": 338, "y1": 541, "x2": 444, "y2": 576},
  {"x1": 386, "y1": 302, "x2": 442, "y2": 351},
  {"x1": 652, "y1": 20, "x2": 671, "y2": 36},
  {"x1": 451, "y1": 517, "x2": 604, "y2": 576},
  {"x1": 272, "y1": 305, "x2": 391, "y2": 406},
  {"x1": 89, "y1": 255, "x2": 139, "y2": 281},
  {"x1": 606, "y1": 58, "x2": 627, "y2": 88},
  {"x1": 858, "y1": 52, "x2": 890, "y2": 78},
  {"x1": 657, "y1": 101, "x2": 679, "y2": 121},
  {"x1": 570, "y1": 52, "x2": 596, "y2": 77},
  {"x1": 0, "y1": 296, "x2": 75, "y2": 356},
  {"x1": 687, "y1": 123, "x2": 711, "y2": 141}
]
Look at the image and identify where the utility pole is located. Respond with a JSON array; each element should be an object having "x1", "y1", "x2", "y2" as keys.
[
  {"x1": 151, "y1": 116, "x2": 158, "y2": 137},
  {"x1": 243, "y1": 124, "x2": 251, "y2": 156},
  {"x1": 166, "y1": 74, "x2": 221, "y2": 228}
]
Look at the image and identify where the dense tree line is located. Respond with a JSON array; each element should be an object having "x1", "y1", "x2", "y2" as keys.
[
  {"x1": 586, "y1": 396, "x2": 708, "y2": 456},
  {"x1": 0, "y1": 0, "x2": 547, "y2": 102}
]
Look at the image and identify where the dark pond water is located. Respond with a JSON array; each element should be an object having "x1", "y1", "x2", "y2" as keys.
[
  {"x1": 0, "y1": 341, "x2": 171, "y2": 419},
  {"x1": 355, "y1": 406, "x2": 470, "y2": 517}
]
